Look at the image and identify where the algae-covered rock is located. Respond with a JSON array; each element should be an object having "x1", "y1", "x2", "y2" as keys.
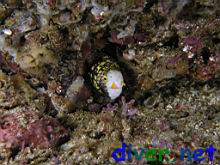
[{"x1": 0, "y1": 0, "x2": 220, "y2": 164}]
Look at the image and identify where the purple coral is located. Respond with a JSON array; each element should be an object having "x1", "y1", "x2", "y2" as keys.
[
  {"x1": 101, "y1": 96, "x2": 138, "y2": 118},
  {"x1": 183, "y1": 36, "x2": 203, "y2": 54},
  {"x1": 102, "y1": 103, "x2": 118, "y2": 112},
  {"x1": 0, "y1": 110, "x2": 69, "y2": 151},
  {"x1": 121, "y1": 96, "x2": 138, "y2": 118}
]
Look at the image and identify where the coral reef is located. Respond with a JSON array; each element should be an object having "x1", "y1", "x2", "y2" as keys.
[
  {"x1": 0, "y1": 0, "x2": 220, "y2": 164},
  {"x1": 0, "y1": 106, "x2": 69, "y2": 159},
  {"x1": 102, "y1": 96, "x2": 138, "y2": 118}
]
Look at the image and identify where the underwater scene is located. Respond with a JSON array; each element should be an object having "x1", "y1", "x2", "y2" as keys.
[{"x1": 0, "y1": 0, "x2": 220, "y2": 164}]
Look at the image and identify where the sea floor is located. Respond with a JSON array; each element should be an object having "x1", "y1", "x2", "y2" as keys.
[{"x1": 0, "y1": 0, "x2": 220, "y2": 164}]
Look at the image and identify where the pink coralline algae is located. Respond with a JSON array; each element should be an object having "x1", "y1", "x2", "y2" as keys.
[
  {"x1": 167, "y1": 55, "x2": 183, "y2": 65},
  {"x1": 102, "y1": 96, "x2": 138, "y2": 118},
  {"x1": 121, "y1": 96, "x2": 138, "y2": 118},
  {"x1": 195, "y1": 53, "x2": 220, "y2": 81},
  {"x1": 183, "y1": 36, "x2": 203, "y2": 54},
  {"x1": 0, "y1": 110, "x2": 69, "y2": 151},
  {"x1": 102, "y1": 103, "x2": 118, "y2": 112}
]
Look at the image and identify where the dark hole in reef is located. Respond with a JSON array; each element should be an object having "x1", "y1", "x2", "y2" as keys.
[
  {"x1": 120, "y1": 63, "x2": 138, "y2": 98},
  {"x1": 1, "y1": 120, "x2": 11, "y2": 129},
  {"x1": 158, "y1": 78, "x2": 181, "y2": 99},
  {"x1": 179, "y1": 111, "x2": 189, "y2": 118},
  {"x1": 163, "y1": 34, "x2": 179, "y2": 48},
  {"x1": 143, "y1": 0, "x2": 159, "y2": 12},
  {"x1": 201, "y1": 47, "x2": 210, "y2": 65},
  {"x1": 153, "y1": 14, "x2": 167, "y2": 28},
  {"x1": 56, "y1": 134, "x2": 70, "y2": 147},
  {"x1": 176, "y1": 1, "x2": 198, "y2": 21},
  {"x1": 101, "y1": 42, "x2": 126, "y2": 59},
  {"x1": 139, "y1": 91, "x2": 153, "y2": 105},
  {"x1": 81, "y1": 7, "x2": 93, "y2": 23},
  {"x1": 216, "y1": 9, "x2": 220, "y2": 17},
  {"x1": 62, "y1": 50, "x2": 77, "y2": 60},
  {"x1": 212, "y1": 37, "x2": 220, "y2": 44},
  {"x1": 44, "y1": 95, "x2": 57, "y2": 117},
  {"x1": 207, "y1": 78, "x2": 220, "y2": 88},
  {"x1": 10, "y1": 146, "x2": 20, "y2": 160},
  {"x1": 47, "y1": 133, "x2": 53, "y2": 141},
  {"x1": 60, "y1": 27, "x2": 69, "y2": 39},
  {"x1": 205, "y1": 106, "x2": 220, "y2": 120},
  {"x1": 18, "y1": 35, "x2": 26, "y2": 47}
]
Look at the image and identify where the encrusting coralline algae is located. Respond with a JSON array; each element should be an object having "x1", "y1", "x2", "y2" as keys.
[{"x1": 0, "y1": 0, "x2": 220, "y2": 164}]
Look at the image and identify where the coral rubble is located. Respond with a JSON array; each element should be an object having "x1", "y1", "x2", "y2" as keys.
[{"x1": 0, "y1": 0, "x2": 220, "y2": 164}]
